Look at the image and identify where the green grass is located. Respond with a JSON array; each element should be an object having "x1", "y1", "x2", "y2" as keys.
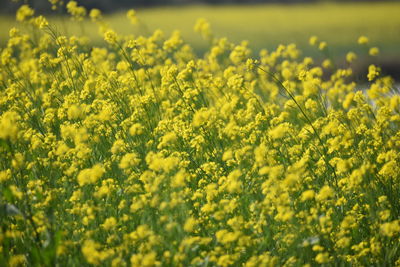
[{"x1": 1, "y1": 2, "x2": 400, "y2": 58}]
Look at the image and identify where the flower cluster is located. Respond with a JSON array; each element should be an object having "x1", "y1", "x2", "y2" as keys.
[{"x1": 0, "y1": 3, "x2": 399, "y2": 266}]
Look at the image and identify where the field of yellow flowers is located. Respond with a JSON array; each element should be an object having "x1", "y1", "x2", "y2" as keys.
[
  {"x1": 1, "y1": 2, "x2": 400, "y2": 266},
  {"x1": 2, "y1": 2, "x2": 400, "y2": 58}
]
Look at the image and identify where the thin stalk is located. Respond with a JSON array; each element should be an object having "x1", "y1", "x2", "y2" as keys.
[{"x1": 257, "y1": 65, "x2": 338, "y2": 186}]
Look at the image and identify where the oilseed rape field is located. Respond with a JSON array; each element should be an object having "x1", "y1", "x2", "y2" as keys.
[
  {"x1": 1, "y1": 2, "x2": 400, "y2": 57},
  {"x1": 1, "y1": 2, "x2": 400, "y2": 267}
]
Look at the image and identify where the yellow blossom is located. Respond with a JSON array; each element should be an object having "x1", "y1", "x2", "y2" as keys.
[
  {"x1": 301, "y1": 190, "x2": 315, "y2": 201},
  {"x1": 89, "y1": 8, "x2": 102, "y2": 21},
  {"x1": 358, "y1": 35, "x2": 369, "y2": 44},
  {"x1": 346, "y1": 51, "x2": 357, "y2": 63},
  {"x1": 0, "y1": 111, "x2": 20, "y2": 141},
  {"x1": 380, "y1": 220, "x2": 400, "y2": 237},
  {"x1": 183, "y1": 217, "x2": 197, "y2": 232},
  {"x1": 81, "y1": 239, "x2": 113, "y2": 265},
  {"x1": 104, "y1": 30, "x2": 117, "y2": 44},
  {"x1": 9, "y1": 255, "x2": 26, "y2": 267},
  {"x1": 102, "y1": 217, "x2": 117, "y2": 230},
  {"x1": 367, "y1": 64, "x2": 380, "y2": 81},
  {"x1": 315, "y1": 252, "x2": 330, "y2": 264},
  {"x1": 119, "y1": 153, "x2": 140, "y2": 170},
  {"x1": 129, "y1": 123, "x2": 144, "y2": 136},
  {"x1": 16, "y1": 5, "x2": 34, "y2": 22},
  {"x1": 269, "y1": 123, "x2": 290, "y2": 139},
  {"x1": 369, "y1": 47, "x2": 379, "y2": 56},
  {"x1": 316, "y1": 185, "x2": 334, "y2": 202},
  {"x1": 77, "y1": 164, "x2": 105, "y2": 186},
  {"x1": 127, "y1": 9, "x2": 138, "y2": 25},
  {"x1": 309, "y1": 36, "x2": 318, "y2": 46}
]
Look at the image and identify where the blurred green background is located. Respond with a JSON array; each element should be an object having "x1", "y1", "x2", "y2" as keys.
[{"x1": 0, "y1": 1, "x2": 399, "y2": 77}]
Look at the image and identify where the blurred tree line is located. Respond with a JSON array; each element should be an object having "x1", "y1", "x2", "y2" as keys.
[{"x1": 0, "y1": 0, "x2": 393, "y2": 13}]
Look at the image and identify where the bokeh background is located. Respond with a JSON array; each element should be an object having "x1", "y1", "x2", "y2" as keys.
[
  {"x1": 1, "y1": 0, "x2": 399, "y2": 79},
  {"x1": 1, "y1": 0, "x2": 399, "y2": 11}
]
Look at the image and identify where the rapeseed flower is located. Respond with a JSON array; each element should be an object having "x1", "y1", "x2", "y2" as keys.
[
  {"x1": 77, "y1": 164, "x2": 105, "y2": 186},
  {"x1": 0, "y1": 4, "x2": 399, "y2": 266}
]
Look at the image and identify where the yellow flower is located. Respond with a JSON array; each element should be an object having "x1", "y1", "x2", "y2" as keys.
[
  {"x1": 269, "y1": 123, "x2": 290, "y2": 140},
  {"x1": 192, "y1": 108, "x2": 213, "y2": 127},
  {"x1": 183, "y1": 217, "x2": 197, "y2": 232},
  {"x1": 230, "y1": 45, "x2": 250, "y2": 65},
  {"x1": 67, "y1": 104, "x2": 84, "y2": 120},
  {"x1": 225, "y1": 169, "x2": 243, "y2": 194},
  {"x1": 81, "y1": 240, "x2": 101, "y2": 265},
  {"x1": 316, "y1": 185, "x2": 334, "y2": 201},
  {"x1": 146, "y1": 152, "x2": 179, "y2": 173},
  {"x1": 11, "y1": 153, "x2": 24, "y2": 170},
  {"x1": 380, "y1": 220, "x2": 400, "y2": 237},
  {"x1": 346, "y1": 51, "x2": 357, "y2": 63},
  {"x1": 111, "y1": 257, "x2": 124, "y2": 267},
  {"x1": 171, "y1": 169, "x2": 187, "y2": 188},
  {"x1": 0, "y1": 111, "x2": 20, "y2": 141},
  {"x1": 90, "y1": 9, "x2": 102, "y2": 22},
  {"x1": 104, "y1": 30, "x2": 117, "y2": 44},
  {"x1": 379, "y1": 210, "x2": 390, "y2": 221},
  {"x1": 131, "y1": 251, "x2": 158, "y2": 267},
  {"x1": 357, "y1": 35, "x2": 369, "y2": 44},
  {"x1": 318, "y1": 41, "x2": 327, "y2": 51},
  {"x1": 16, "y1": 5, "x2": 34, "y2": 22},
  {"x1": 217, "y1": 255, "x2": 234, "y2": 267},
  {"x1": 194, "y1": 18, "x2": 212, "y2": 39},
  {"x1": 142, "y1": 252, "x2": 158, "y2": 267},
  {"x1": 111, "y1": 139, "x2": 126, "y2": 154},
  {"x1": 66, "y1": 1, "x2": 87, "y2": 21},
  {"x1": 281, "y1": 68, "x2": 292, "y2": 80},
  {"x1": 157, "y1": 131, "x2": 177, "y2": 149},
  {"x1": 298, "y1": 70, "x2": 308, "y2": 81},
  {"x1": 369, "y1": 47, "x2": 379, "y2": 56},
  {"x1": 0, "y1": 170, "x2": 11, "y2": 182},
  {"x1": 216, "y1": 229, "x2": 239, "y2": 245},
  {"x1": 127, "y1": 9, "x2": 138, "y2": 25},
  {"x1": 367, "y1": 64, "x2": 380, "y2": 81},
  {"x1": 9, "y1": 255, "x2": 26, "y2": 267},
  {"x1": 222, "y1": 150, "x2": 234, "y2": 162},
  {"x1": 336, "y1": 237, "x2": 351, "y2": 248},
  {"x1": 34, "y1": 15, "x2": 48, "y2": 29},
  {"x1": 119, "y1": 153, "x2": 140, "y2": 170},
  {"x1": 129, "y1": 123, "x2": 144, "y2": 136},
  {"x1": 322, "y1": 59, "x2": 332, "y2": 69},
  {"x1": 315, "y1": 252, "x2": 330, "y2": 264},
  {"x1": 379, "y1": 160, "x2": 398, "y2": 178},
  {"x1": 246, "y1": 58, "x2": 257, "y2": 71},
  {"x1": 309, "y1": 36, "x2": 318, "y2": 46},
  {"x1": 300, "y1": 190, "x2": 315, "y2": 201},
  {"x1": 102, "y1": 217, "x2": 117, "y2": 231},
  {"x1": 77, "y1": 164, "x2": 105, "y2": 186}
]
